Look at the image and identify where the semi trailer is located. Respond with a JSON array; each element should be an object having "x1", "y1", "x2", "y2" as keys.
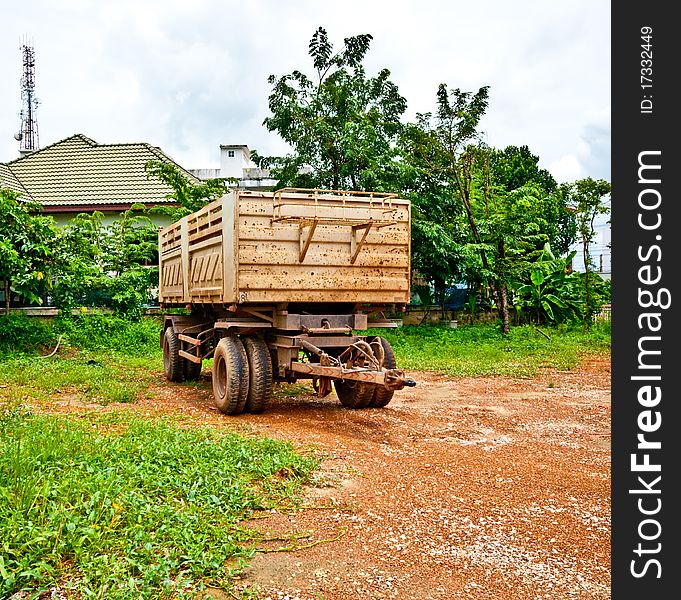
[{"x1": 158, "y1": 187, "x2": 415, "y2": 415}]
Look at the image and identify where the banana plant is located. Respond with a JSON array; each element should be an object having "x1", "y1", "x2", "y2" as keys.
[{"x1": 514, "y1": 248, "x2": 582, "y2": 324}]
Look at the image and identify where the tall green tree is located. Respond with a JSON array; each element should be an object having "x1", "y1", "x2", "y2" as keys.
[
  {"x1": 0, "y1": 189, "x2": 55, "y2": 313},
  {"x1": 259, "y1": 26, "x2": 407, "y2": 191},
  {"x1": 50, "y1": 212, "x2": 106, "y2": 312},
  {"x1": 101, "y1": 205, "x2": 159, "y2": 318},
  {"x1": 561, "y1": 177, "x2": 611, "y2": 330},
  {"x1": 477, "y1": 181, "x2": 556, "y2": 333},
  {"x1": 402, "y1": 92, "x2": 577, "y2": 335},
  {"x1": 479, "y1": 146, "x2": 579, "y2": 333},
  {"x1": 489, "y1": 145, "x2": 576, "y2": 255},
  {"x1": 104, "y1": 205, "x2": 158, "y2": 276},
  {"x1": 400, "y1": 84, "x2": 491, "y2": 311}
]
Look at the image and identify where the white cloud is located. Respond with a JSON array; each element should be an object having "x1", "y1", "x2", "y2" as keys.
[
  {"x1": 549, "y1": 154, "x2": 584, "y2": 183},
  {"x1": 546, "y1": 106, "x2": 610, "y2": 183},
  {"x1": 1, "y1": 0, "x2": 610, "y2": 183}
]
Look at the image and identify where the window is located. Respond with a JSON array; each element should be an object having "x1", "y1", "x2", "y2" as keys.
[{"x1": 228, "y1": 150, "x2": 235, "y2": 157}]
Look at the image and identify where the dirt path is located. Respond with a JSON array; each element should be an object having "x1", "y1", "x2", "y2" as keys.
[{"x1": 48, "y1": 357, "x2": 611, "y2": 600}]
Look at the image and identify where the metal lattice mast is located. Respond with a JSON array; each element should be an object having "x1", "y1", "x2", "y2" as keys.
[{"x1": 16, "y1": 41, "x2": 40, "y2": 153}]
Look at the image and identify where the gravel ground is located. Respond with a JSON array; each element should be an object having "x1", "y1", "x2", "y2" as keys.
[{"x1": 48, "y1": 356, "x2": 611, "y2": 600}]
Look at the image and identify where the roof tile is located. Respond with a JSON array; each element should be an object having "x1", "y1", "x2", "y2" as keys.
[{"x1": 1, "y1": 134, "x2": 200, "y2": 208}]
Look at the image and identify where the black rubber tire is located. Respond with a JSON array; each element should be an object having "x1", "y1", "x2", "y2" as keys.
[
  {"x1": 212, "y1": 336, "x2": 249, "y2": 415},
  {"x1": 334, "y1": 379, "x2": 374, "y2": 409},
  {"x1": 368, "y1": 336, "x2": 396, "y2": 408},
  {"x1": 163, "y1": 328, "x2": 184, "y2": 382},
  {"x1": 183, "y1": 342, "x2": 203, "y2": 381},
  {"x1": 243, "y1": 336, "x2": 273, "y2": 414}
]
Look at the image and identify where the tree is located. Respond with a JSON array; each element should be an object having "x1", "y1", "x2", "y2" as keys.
[
  {"x1": 400, "y1": 84, "x2": 493, "y2": 317},
  {"x1": 101, "y1": 205, "x2": 159, "y2": 318},
  {"x1": 477, "y1": 178, "x2": 562, "y2": 334},
  {"x1": 478, "y1": 146, "x2": 579, "y2": 333},
  {"x1": 2, "y1": 177, "x2": 186, "y2": 319},
  {"x1": 50, "y1": 212, "x2": 106, "y2": 312},
  {"x1": 489, "y1": 145, "x2": 576, "y2": 255},
  {"x1": 402, "y1": 93, "x2": 577, "y2": 335},
  {"x1": 51, "y1": 206, "x2": 159, "y2": 319},
  {"x1": 0, "y1": 189, "x2": 55, "y2": 313},
  {"x1": 259, "y1": 26, "x2": 407, "y2": 191},
  {"x1": 514, "y1": 245, "x2": 582, "y2": 325},
  {"x1": 103, "y1": 204, "x2": 158, "y2": 277},
  {"x1": 144, "y1": 161, "x2": 232, "y2": 220},
  {"x1": 561, "y1": 177, "x2": 611, "y2": 330}
]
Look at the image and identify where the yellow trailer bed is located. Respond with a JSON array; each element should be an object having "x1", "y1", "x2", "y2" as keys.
[{"x1": 158, "y1": 188, "x2": 411, "y2": 306}]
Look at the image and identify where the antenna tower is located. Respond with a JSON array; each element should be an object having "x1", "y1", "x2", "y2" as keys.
[{"x1": 15, "y1": 40, "x2": 40, "y2": 153}]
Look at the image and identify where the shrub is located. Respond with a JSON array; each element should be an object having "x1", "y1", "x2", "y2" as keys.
[
  {"x1": 54, "y1": 314, "x2": 162, "y2": 355},
  {"x1": 0, "y1": 314, "x2": 162, "y2": 358},
  {"x1": 0, "y1": 314, "x2": 56, "y2": 355}
]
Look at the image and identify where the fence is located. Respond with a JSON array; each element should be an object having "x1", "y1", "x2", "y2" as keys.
[{"x1": 596, "y1": 304, "x2": 611, "y2": 322}]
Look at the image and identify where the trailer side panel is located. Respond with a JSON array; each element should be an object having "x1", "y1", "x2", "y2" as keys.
[{"x1": 159, "y1": 188, "x2": 411, "y2": 306}]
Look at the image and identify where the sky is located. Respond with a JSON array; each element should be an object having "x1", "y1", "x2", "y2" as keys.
[{"x1": 1, "y1": 0, "x2": 611, "y2": 184}]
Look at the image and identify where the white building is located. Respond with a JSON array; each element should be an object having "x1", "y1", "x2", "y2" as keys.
[{"x1": 189, "y1": 144, "x2": 279, "y2": 189}]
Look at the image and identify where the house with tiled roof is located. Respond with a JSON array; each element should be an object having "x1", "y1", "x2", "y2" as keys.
[
  {"x1": 0, "y1": 162, "x2": 29, "y2": 196},
  {"x1": 0, "y1": 134, "x2": 201, "y2": 226}
]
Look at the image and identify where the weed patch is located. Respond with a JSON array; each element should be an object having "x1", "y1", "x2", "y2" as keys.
[
  {"x1": 53, "y1": 314, "x2": 162, "y2": 356},
  {"x1": 0, "y1": 353, "x2": 158, "y2": 406},
  {"x1": 0, "y1": 408, "x2": 318, "y2": 599},
  {"x1": 0, "y1": 314, "x2": 56, "y2": 355},
  {"x1": 0, "y1": 314, "x2": 162, "y2": 358}
]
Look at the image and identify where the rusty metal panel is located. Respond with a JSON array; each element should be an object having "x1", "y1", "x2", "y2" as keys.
[
  {"x1": 158, "y1": 188, "x2": 411, "y2": 306},
  {"x1": 221, "y1": 192, "x2": 238, "y2": 303},
  {"x1": 236, "y1": 190, "x2": 410, "y2": 305},
  {"x1": 176, "y1": 194, "x2": 236, "y2": 304},
  {"x1": 158, "y1": 220, "x2": 187, "y2": 303},
  {"x1": 160, "y1": 248, "x2": 184, "y2": 301},
  {"x1": 188, "y1": 236, "x2": 223, "y2": 302}
]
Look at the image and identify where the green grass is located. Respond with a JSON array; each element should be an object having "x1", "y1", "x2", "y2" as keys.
[
  {"x1": 0, "y1": 314, "x2": 163, "y2": 406},
  {"x1": 54, "y1": 314, "x2": 162, "y2": 356},
  {"x1": 367, "y1": 321, "x2": 611, "y2": 377},
  {"x1": 0, "y1": 314, "x2": 610, "y2": 598},
  {"x1": 0, "y1": 406, "x2": 318, "y2": 599},
  {"x1": 0, "y1": 313, "x2": 162, "y2": 358},
  {"x1": 0, "y1": 353, "x2": 159, "y2": 405},
  {"x1": 0, "y1": 316, "x2": 611, "y2": 406},
  {"x1": 272, "y1": 383, "x2": 314, "y2": 398}
]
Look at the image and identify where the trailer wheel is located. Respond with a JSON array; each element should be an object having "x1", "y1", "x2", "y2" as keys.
[
  {"x1": 368, "y1": 336, "x2": 396, "y2": 408},
  {"x1": 334, "y1": 379, "x2": 374, "y2": 409},
  {"x1": 184, "y1": 358, "x2": 202, "y2": 381},
  {"x1": 243, "y1": 336, "x2": 273, "y2": 413},
  {"x1": 163, "y1": 327, "x2": 184, "y2": 382},
  {"x1": 183, "y1": 339, "x2": 202, "y2": 381},
  {"x1": 212, "y1": 336, "x2": 249, "y2": 415}
]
